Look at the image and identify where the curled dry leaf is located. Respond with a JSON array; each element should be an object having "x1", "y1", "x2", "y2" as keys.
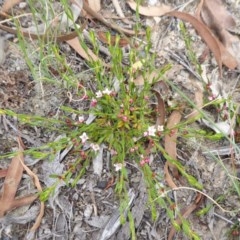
[
  {"x1": 66, "y1": 37, "x2": 108, "y2": 66},
  {"x1": 97, "y1": 31, "x2": 130, "y2": 47},
  {"x1": 0, "y1": 140, "x2": 24, "y2": 217},
  {"x1": 164, "y1": 110, "x2": 181, "y2": 179},
  {"x1": 0, "y1": 137, "x2": 38, "y2": 224},
  {"x1": 201, "y1": 0, "x2": 236, "y2": 30},
  {"x1": 128, "y1": 1, "x2": 223, "y2": 75},
  {"x1": 164, "y1": 162, "x2": 177, "y2": 189},
  {"x1": 127, "y1": 0, "x2": 172, "y2": 17},
  {"x1": 152, "y1": 80, "x2": 169, "y2": 126},
  {"x1": 87, "y1": 0, "x2": 101, "y2": 12},
  {"x1": 199, "y1": 0, "x2": 240, "y2": 68},
  {"x1": 133, "y1": 69, "x2": 159, "y2": 86},
  {"x1": 167, "y1": 11, "x2": 223, "y2": 76}
]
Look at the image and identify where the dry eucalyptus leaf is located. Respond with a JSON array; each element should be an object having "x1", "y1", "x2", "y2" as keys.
[
  {"x1": 199, "y1": 0, "x2": 239, "y2": 68},
  {"x1": 1, "y1": 0, "x2": 22, "y2": 12},
  {"x1": 167, "y1": 11, "x2": 222, "y2": 76},
  {"x1": 127, "y1": 0, "x2": 172, "y2": 17},
  {"x1": 164, "y1": 110, "x2": 181, "y2": 178},
  {"x1": 201, "y1": 0, "x2": 236, "y2": 30},
  {"x1": 88, "y1": 0, "x2": 101, "y2": 12}
]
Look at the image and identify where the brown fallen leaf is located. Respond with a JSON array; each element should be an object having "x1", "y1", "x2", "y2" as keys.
[
  {"x1": 87, "y1": 0, "x2": 101, "y2": 12},
  {"x1": 164, "y1": 162, "x2": 178, "y2": 189},
  {"x1": 199, "y1": 0, "x2": 240, "y2": 68},
  {"x1": 66, "y1": 37, "x2": 109, "y2": 67},
  {"x1": 97, "y1": 31, "x2": 130, "y2": 47},
  {"x1": 0, "y1": 137, "x2": 43, "y2": 234},
  {"x1": 186, "y1": 81, "x2": 203, "y2": 120},
  {"x1": 133, "y1": 70, "x2": 159, "y2": 86},
  {"x1": 1, "y1": 0, "x2": 22, "y2": 12},
  {"x1": 201, "y1": 0, "x2": 236, "y2": 31},
  {"x1": 19, "y1": 158, "x2": 44, "y2": 232},
  {"x1": 0, "y1": 140, "x2": 24, "y2": 217},
  {"x1": 0, "y1": 169, "x2": 8, "y2": 178},
  {"x1": 164, "y1": 110, "x2": 182, "y2": 179},
  {"x1": 201, "y1": 0, "x2": 240, "y2": 69},
  {"x1": 167, "y1": 11, "x2": 223, "y2": 76},
  {"x1": 127, "y1": 0, "x2": 172, "y2": 17},
  {"x1": 127, "y1": 1, "x2": 223, "y2": 75},
  {"x1": 152, "y1": 80, "x2": 169, "y2": 126}
]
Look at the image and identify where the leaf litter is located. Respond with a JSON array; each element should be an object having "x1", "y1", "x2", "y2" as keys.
[{"x1": 0, "y1": 0, "x2": 240, "y2": 239}]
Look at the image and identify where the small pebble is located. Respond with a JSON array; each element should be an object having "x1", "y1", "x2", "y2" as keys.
[{"x1": 19, "y1": 2, "x2": 27, "y2": 9}]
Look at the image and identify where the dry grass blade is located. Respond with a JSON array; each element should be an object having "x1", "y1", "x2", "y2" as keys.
[
  {"x1": 164, "y1": 110, "x2": 182, "y2": 179},
  {"x1": 167, "y1": 11, "x2": 222, "y2": 76},
  {"x1": 127, "y1": 0, "x2": 172, "y2": 17}
]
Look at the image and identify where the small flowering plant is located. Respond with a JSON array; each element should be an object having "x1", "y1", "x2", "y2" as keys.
[{"x1": 57, "y1": 30, "x2": 172, "y2": 234}]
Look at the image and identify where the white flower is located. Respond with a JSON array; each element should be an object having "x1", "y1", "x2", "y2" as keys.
[
  {"x1": 157, "y1": 125, "x2": 164, "y2": 132},
  {"x1": 102, "y1": 88, "x2": 112, "y2": 95},
  {"x1": 96, "y1": 91, "x2": 103, "y2": 98},
  {"x1": 148, "y1": 126, "x2": 156, "y2": 136},
  {"x1": 114, "y1": 162, "x2": 126, "y2": 171},
  {"x1": 91, "y1": 143, "x2": 100, "y2": 152},
  {"x1": 80, "y1": 132, "x2": 89, "y2": 143},
  {"x1": 78, "y1": 116, "x2": 85, "y2": 123}
]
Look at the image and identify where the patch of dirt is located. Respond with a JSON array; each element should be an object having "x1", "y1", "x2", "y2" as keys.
[{"x1": 1, "y1": 0, "x2": 240, "y2": 240}]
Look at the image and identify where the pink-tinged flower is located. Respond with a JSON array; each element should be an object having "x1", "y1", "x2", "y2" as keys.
[
  {"x1": 148, "y1": 126, "x2": 156, "y2": 137},
  {"x1": 121, "y1": 115, "x2": 128, "y2": 122},
  {"x1": 78, "y1": 116, "x2": 85, "y2": 123},
  {"x1": 102, "y1": 88, "x2": 112, "y2": 95},
  {"x1": 91, "y1": 143, "x2": 100, "y2": 152},
  {"x1": 90, "y1": 98, "x2": 98, "y2": 107},
  {"x1": 114, "y1": 162, "x2": 126, "y2": 171},
  {"x1": 140, "y1": 159, "x2": 146, "y2": 166},
  {"x1": 208, "y1": 96, "x2": 214, "y2": 101},
  {"x1": 110, "y1": 149, "x2": 118, "y2": 156},
  {"x1": 144, "y1": 157, "x2": 150, "y2": 163},
  {"x1": 130, "y1": 148, "x2": 135, "y2": 153},
  {"x1": 80, "y1": 132, "x2": 89, "y2": 143},
  {"x1": 143, "y1": 131, "x2": 148, "y2": 137},
  {"x1": 144, "y1": 95, "x2": 149, "y2": 101},
  {"x1": 96, "y1": 91, "x2": 103, "y2": 98}
]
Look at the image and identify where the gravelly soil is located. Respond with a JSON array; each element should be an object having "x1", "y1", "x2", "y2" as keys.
[{"x1": 1, "y1": 0, "x2": 240, "y2": 240}]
